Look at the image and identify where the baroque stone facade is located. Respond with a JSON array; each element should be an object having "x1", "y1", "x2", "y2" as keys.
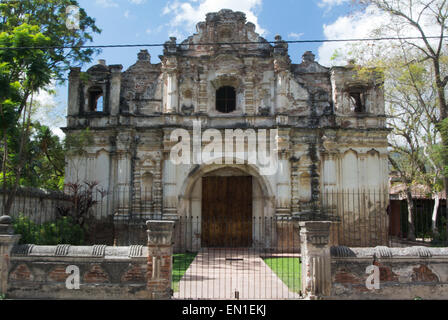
[{"x1": 64, "y1": 10, "x2": 390, "y2": 247}]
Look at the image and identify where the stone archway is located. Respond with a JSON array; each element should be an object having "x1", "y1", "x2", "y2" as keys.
[{"x1": 178, "y1": 163, "x2": 275, "y2": 250}]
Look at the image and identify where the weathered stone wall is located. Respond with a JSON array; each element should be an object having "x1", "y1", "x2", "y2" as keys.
[
  {"x1": 7, "y1": 245, "x2": 151, "y2": 299},
  {"x1": 2, "y1": 219, "x2": 175, "y2": 300},
  {"x1": 331, "y1": 246, "x2": 448, "y2": 300}
]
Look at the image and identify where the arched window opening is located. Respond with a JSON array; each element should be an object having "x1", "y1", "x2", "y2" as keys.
[
  {"x1": 216, "y1": 86, "x2": 236, "y2": 113},
  {"x1": 348, "y1": 87, "x2": 366, "y2": 113},
  {"x1": 88, "y1": 87, "x2": 104, "y2": 112}
]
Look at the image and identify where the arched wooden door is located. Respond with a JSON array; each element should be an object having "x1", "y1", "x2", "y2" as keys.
[{"x1": 202, "y1": 176, "x2": 253, "y2": 247}]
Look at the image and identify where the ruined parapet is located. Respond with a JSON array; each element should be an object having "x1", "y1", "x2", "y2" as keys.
[{"x1": 330, "y1": 62, "x2": 385, "y2": 120}]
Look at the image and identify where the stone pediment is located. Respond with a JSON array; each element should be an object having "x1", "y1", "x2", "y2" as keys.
[{"x1": 178, "y1": 9, "x2": 272, "y2": 57}]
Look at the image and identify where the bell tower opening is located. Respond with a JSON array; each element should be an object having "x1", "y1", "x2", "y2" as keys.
[{"x1": 88, "y1": 86, "x2": 104, "y2": 112}]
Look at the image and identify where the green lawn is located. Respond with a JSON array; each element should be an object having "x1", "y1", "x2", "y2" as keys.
[
  {"x1": 263, "y1": 257, "x2": 301, "y2": 293},
  {"x1": 172, "y1": 253, "x2": 198, "y2": 293}
]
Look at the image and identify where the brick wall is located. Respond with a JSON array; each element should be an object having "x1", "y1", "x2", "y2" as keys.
[{"x1": 330, "y1": 246, "x2": 448, "y2": 300}]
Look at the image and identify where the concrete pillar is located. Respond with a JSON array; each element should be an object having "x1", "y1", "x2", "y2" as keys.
[
  {"x1": 146, "y1": 220, "x2": 175, "y2": 300},
  {"x1": 0, "y1": 216, "x2": 20, "y2": 296},
  {"x1": 299, "y1": 221, "x2": 332, "y2": 299}
]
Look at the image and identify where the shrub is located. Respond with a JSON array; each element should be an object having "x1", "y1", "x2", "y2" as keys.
[{"x1": 13, "y1": 215, "x2": 85, "y2": 245}]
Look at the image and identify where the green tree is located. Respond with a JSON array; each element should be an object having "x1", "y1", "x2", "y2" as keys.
[
  {"x1": 333, "y1": 0, "x2": 447, "y2": 240},
  {"x1": 0, "y1": 0, "x2": 100, "y2": 215},
  {"x1": 354, "y1": 0, "x2": 448, "y2": 237}
]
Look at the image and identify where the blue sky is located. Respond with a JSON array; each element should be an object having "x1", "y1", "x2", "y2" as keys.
[
  {"x1": 41, "y1": 0, "x2": 376, "y2": 136},
  {"x1": 77, "y1": 0, "x2": 353, "y2": 69}
]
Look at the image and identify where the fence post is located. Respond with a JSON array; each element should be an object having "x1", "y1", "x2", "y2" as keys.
[
  {"x1": 299, "y1": 221, "x2": 332, "y2": 300},
  {"x1": 0, "y1": 215, "x2": 20, "y2": 297},
  {"x1": 146, "y1": 220, "x2": 175, "y2": 300}
]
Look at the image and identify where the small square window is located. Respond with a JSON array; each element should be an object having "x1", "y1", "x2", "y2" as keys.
[{"x1": 216, "y1": 86, "x2": 236, "y2": 113}]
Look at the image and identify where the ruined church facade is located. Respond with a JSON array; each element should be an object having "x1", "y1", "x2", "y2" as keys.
[{"x1": 64, "y1": 10, "x2": 390, "y2": 248}]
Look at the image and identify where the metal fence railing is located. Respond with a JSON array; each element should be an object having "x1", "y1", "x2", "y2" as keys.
[
  {"x1": 389, "y1": 196, "x2": 448, "y2": 247},
  {"x1": 172, "y1": 216, "x2": 302, "y2": 300},
  {"x1": 3, "y1": 185, "x2": 446, "y2": 248}
]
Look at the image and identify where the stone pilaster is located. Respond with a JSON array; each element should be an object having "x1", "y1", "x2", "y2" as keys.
[
  {"x1": 0, "y1": 216, "x2": 20, "y2": 296},
  {"x1": 146, "y1": 220, "x2": 175, "y2": 300},
  {"x1": 299, "y1": 221, "x2": 332, "y2": 300}
]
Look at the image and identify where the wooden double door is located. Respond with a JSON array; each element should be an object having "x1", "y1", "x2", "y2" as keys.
[{"x1": 202, "y1": 176, "x2": 253, "y2": 247}]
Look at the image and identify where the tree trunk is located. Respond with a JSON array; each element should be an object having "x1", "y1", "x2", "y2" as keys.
[
  {"x1": 431, "y1": 193, "x2": 440, "y2": 237},
  {"x1": 405, "y1": 187, "x2": 416, "y2": 241},
  {"x1": 3, "y1": 91, "x2": 33, "y2": 215}
]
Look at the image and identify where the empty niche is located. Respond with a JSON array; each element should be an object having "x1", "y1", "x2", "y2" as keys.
[{"x1": 141, "y1": 172, "x2": 153, "y2": 201}]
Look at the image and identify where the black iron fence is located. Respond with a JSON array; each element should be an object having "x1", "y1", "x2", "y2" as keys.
[
  {"x1": 2, "y1": 185, "x2": 447, "y2": 248},
  {"x1": 389, "y1": 196, "x2": 448, "y2": 247},
  {"x1": 0, "y1": 185, "x2": 114, "y2": 245},
  {"x1": 172, "y1": 216, "x2": 302, "y2": 300},
  {"x1": 321, "y1": 189, "x2": 390, "y2": 247}
]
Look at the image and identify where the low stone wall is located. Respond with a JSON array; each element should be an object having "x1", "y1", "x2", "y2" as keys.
[
  {"x1": 331, "y1": 246, "x2": 448, "y2": 300},
  {"x1": 0, "y1": 218, "x2": 175, "y2": 300},
  {"x1": 7, "y1": 244, "x2": 151, "y2": 300}
]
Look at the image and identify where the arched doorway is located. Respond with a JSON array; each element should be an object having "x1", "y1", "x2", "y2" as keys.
[
  {"x1": 178, "y1": 164, "x2": 275, "y2": 249},
  {"x1": 202, "y1": 175, "x2": 253, "y2": 247}
]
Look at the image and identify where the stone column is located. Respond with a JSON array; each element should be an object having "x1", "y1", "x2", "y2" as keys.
[
  {"x1": 146, "y1": 220, "x2": 175, "y2": 300},
  {"x1": 163, "y1": 56, "x2": 179, "y2": 114},
  {"x1": 162, "y1": 129, "x2": 179, "y2": 220},
  {"x1": 0, "y1": 216, "x2": 20, "y2": 296},
  {"x1": 276, "y1": 128, "x2": 291, "y2": 216},
  {"x1": 165, "y1": 72, "x2": 178, "y2": 114},
  {"x1": 67, "y1": 67, "x2": 81, "y2": 117},
  {"x1": 109, "y1": 64, "x2": 123, "y2": 116},
  {"x1": 299, "y1": 221, "x2": 332, "y2": 299},
  {"x1": 162, "y1": 158, "x2": 178, "y2": 219}
]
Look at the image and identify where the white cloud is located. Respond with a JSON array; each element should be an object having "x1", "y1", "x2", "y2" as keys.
[
  {"x1": 95, "y1": 0, "x2": 118, "y2": 8},
  {"x1": 318, "y1": 0, "x2": 349, "y2": 8},
  {"x1": 162, "y1": 0, "x2": 266, "y2": 39},
  {"x1": 124, "y1": 10, "x2": 130, "y2": 18},
  {"x1": 146, "y1": 25, "x2": 163, "y2": 35},
  {"x1": 288, "y1": 32, "x2": 304, "y2": 40},
  {"x1": 317, "y1": 3, "x2": 443, "y2": 66},
  {"x1": 34, "y1": 85, "x2": 66, "y2": 139},
  {"x1": 129, "y1": 0, "x2": 146, "y2": 4}
]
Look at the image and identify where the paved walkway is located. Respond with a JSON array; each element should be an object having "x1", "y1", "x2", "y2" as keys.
[{"x1": 173, "y1": 249, "x2": 301, "y2": 300}]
